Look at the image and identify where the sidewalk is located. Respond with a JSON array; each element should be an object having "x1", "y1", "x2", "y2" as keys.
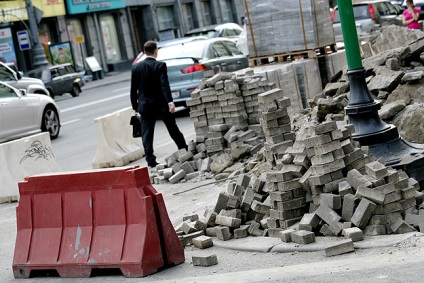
[{"x1": 81, "y1": 70, "x2": 132, "y2": 91}]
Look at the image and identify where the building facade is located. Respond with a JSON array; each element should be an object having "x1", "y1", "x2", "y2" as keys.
[{"x1": 0, "y1": 0, "x2": 245, "y2": 74}]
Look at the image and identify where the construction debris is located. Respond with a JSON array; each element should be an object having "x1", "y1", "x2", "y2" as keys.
[{"x1": 159, "y1": 25, "x2": 424, "y2": 255}]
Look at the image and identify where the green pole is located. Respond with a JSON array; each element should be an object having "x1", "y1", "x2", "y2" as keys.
[{"x1": 337, "y1": 0, "x2": 363, "y2": 70}]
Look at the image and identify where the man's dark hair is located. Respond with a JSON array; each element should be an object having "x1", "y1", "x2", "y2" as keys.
[{"x1": 144, "y1": 41, "x2": 157, "y2": 55}]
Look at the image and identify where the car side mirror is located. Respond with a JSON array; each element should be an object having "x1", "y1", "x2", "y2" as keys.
[
  {"x1": 17, "y1": 71, "x2": 23, "y2": 79},
  {"x1": 20, "y1": 89, "x2": 26, "y2": 96}
]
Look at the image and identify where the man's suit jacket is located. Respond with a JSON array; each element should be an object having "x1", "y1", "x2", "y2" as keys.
[{"x1": 130, "y1": 57, "x2": 173, "y2": 115}]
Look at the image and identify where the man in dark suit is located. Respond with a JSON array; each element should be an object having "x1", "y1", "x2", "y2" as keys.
[{"x1": 130, "y1": 41, "x2": 187, "y2": 167}]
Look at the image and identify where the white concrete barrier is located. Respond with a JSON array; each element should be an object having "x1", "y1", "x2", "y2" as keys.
[
  {"x1": 0, "y1": 132, "x2": 60, "y2": 203},
  {"x1": 92, "y1": 107, "x2": 144, "y2": 169}
]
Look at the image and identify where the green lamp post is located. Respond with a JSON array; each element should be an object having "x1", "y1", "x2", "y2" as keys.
[{"x1": 337, "y1": 0, "x2": 424, "y2": 182}]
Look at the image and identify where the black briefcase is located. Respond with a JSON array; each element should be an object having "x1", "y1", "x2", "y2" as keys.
[{"x1": 130, "y1": 115, "x2": 142, "y2": 138}]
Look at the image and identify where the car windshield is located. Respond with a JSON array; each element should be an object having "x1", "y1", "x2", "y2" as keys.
[
  {"x1": 333, "y1": 4, "x2": 370, "y2": 23},
  {"x1": 0, "y1": 67, "x2": 15, "y2": 81},
  {"x1": 157, "y1": 41, "x2": 207, "y2": 61}
]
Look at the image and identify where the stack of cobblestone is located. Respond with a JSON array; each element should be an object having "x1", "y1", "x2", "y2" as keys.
[
  {"x1": 150, "y1": 126, "x2": 265, "y2": 184},
  {"x1": 187, "y1": 71, "x2": 248, "y2": 144},
  {"x1": 187, "y1": 70, "x2": 276, "y2": 156},
  {"x1": 175, "y1": 117, "x2": 423, "y2": 248},
  {"x1": 236, "y1": 70, "x2": 276, "y2": 125},
  {"x1": 257, "y1": 88, "x2": 296, "y2": 167},
  {"x1": 175, "y1": 174, "x2": 271, "y2": 246}
]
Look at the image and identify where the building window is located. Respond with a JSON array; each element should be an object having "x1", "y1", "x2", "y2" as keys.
[
  {"x1": 183, "y1": 3, "x2": 196, "y2": 31},
  {"x1": 201, "y1": 1, "x2": 212, "y2": 26},
  {"x1": 100, "y1": 15, "x2": 122, "y2": 63},
  {"x1": 220, "y1": 0, "x2": 233, "y2": 23},
  {"x1": 156, "y1": 6, "x2": 174, "y2": 30}
]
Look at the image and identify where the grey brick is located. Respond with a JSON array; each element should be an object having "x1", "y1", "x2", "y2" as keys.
[
  {"x1": 391, "y1": 218, "x2": 417, "y2": 234},
  {"x1": 315, "y1": 121, "x2": 337, "y2": 135},
  {"x1": 181, "y1": 231, "x2": 204, "y2": 246},
  {"x1": 236, "y1": 174, "x2": 251, "y2": 188},
  {"x1": 316, "y1": 204, "x2": 342, "y2": 225},
  {"x1": 234, "y1": 225, "x2": 250, "y2": 239},
  {"x1": 279, "y1": 229, "x2": 295, "y2": 242},
  {"x1": 180, "y1": 161, "x2": 194, "y2": 174},
  {"x1": 351, "y1": 198, "x2": 377, "y2": 229},
  {"x1": 405, "y1": 213, "x2": 424, "y2": 226},
  {"x1": 346, "y1": 169, "x2": 372, "y2": 190},
  {"x1": 182, "y1": 222, "x2": 198, "y2": 234},
  {"x1": 320, "y1": 193, "x2": 342, "y2": 210},
  {"x1": 192, "y1": 254, "x2": 218, "y2": 266},
  {"x1": 355, "y1": 186, "x2": 385, "y2": 204},
  {"x1": 215, "y1": 226, "x2": 231, "y2": 240},
  {"x1": 364, "y1": 225, "x2": 387, "y2": 236},
  {"x1": 343, "y1": 227, "x2": 364, "y2": 242},
  {"x1": 215, "y1": 215, "x2": 241, "y2": 228},
  {"x1": 291, "y1": 230, "x2": 316, "y2": 244},
  {"x1": 169, "y1": 170, "x2": 187, "y2": 184},
  {"x1": 339, "y1": 180, "x2": 353, "y2": 196},
  {"x1": 192, "y1": 235, "x2": 213, "y2": 249},
  {"x1": 365, "y1": 161, "x2": 388, "y2": 179},
  {"x1": 258, "y1": 88, "x2": 283, "y2": 104},
  {"x1": 325, "y1": 239, "x2": 354, "y2": 257},
  {"x1": 214, "y1": 192, "x2": 230, "y2": 214},
  {"x1": 205, "y1": 227, "x2": 217, "y2": 237}
]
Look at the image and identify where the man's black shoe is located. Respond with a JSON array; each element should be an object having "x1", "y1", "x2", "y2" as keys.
[{"x1": 148, "y1": 161, "x2": 159, "y2": 168}]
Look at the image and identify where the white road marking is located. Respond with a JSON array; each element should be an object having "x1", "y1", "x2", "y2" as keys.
[
  {"x1": 113, "y1": 86, "x2": 130, "y2": 92},
  {"x1": 61, "y1": 93, "x2": 128, "y2": 113},
  {"x1": 61, "y1": 119, "x2": 81, "y2": 126},
  {"x1": 155, "y1": 132, "x2": 196, "y2": 149}
]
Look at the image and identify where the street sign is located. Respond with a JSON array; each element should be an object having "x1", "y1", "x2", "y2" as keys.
[
  {"x1": 17, "y1": 30, "x2": 30, "y2": 51},
  {"x1": 75, "y1": 35, "x2": 84, "y2": 43},
  {"x1": 34, "y1": 6, "x2": 43, "y2": 24}
]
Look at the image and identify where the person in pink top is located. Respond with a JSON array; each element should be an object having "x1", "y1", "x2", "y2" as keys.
[{"x1": 403, "y1": 0, "x2": 421, "y2": 29}]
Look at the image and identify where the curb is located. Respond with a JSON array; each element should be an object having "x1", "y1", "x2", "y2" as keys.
[
  {"x1": 81, "y1": 72, "x2": 131, "y2": 91},
  {"x1": 213, "y1": 232, "x2": 423, "y2": 253}
]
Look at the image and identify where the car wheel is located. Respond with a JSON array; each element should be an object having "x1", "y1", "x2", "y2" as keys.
[
  {"x1": 71, "y1": 84, "x2": 80, "y2": 97},
  {"x1": 41, "y1": 106, "x2": 60, "y2": 139}
]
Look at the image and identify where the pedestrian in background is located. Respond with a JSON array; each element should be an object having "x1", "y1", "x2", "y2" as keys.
[
  {"x1": 130, "y1": 41, "x2": 187, "y2": 168},
  {"x1": 403, "y1": 0, "x2": 421, "y2": 29}
]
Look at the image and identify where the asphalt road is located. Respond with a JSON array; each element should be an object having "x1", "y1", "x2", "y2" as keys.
[{"x1": 50, "y1": 81, "x2": 195, "y2": 171}]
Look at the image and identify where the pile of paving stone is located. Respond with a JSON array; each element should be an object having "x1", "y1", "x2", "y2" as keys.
[
  {"x1": 150, "y1": 70, "x2": 283, "y2": 184},
  {"x1": 187, "y1": 70, "x2": 275, "y2": 145},
  {"x1": 149, "y1": 124, "x2": 266, "y2": 184},
  {"x1": 174, "y1": 116, "x2": 423, "y2": 253}
]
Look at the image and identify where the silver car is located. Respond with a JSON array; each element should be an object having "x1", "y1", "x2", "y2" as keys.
[
  {"x1": 0, "y1": 62, "x2": 49, "y2": 96},
  {"x1": 184, "y1": 23, "x2": 243, "y2": 41},
  {"x1": 0, "y1": 82, "x2": 60, "y2": 142},
  {"x1": 332, "y1": 1, "x2": 403, "y2": 42},
  {"x1": 134, "y1": 38, "x2": 248, "y2": 106}
]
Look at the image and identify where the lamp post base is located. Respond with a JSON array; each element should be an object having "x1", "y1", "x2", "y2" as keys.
[
  {"x1": 368, "y1": 137, "x2": 424, "y2": 182},
  {"x1": 344, "y1": 68, "x2": 424, "y2": 182}
]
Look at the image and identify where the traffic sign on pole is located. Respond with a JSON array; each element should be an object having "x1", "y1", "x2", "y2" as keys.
[{"x1": 17, "y1": 30, "x2": 31, "y2": 51}]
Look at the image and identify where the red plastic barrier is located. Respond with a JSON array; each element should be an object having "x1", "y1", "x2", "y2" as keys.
[{"x1": 12, "y1": 166, "x2": 184, "y2": 278}]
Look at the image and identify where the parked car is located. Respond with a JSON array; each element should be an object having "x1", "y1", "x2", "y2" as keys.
[
  {"x1": 332, "y1": 1, "x2": 403, "y2": 42},
  {"x1": 0, "y1": 61, "x2": 49, "y2": 96},
  {"x1": 0, "y1": 81, "x2": 60, "y2": 142},
  {"x1": 133, "y1": 38, "x2": 248, "y2": 106},
  {"x1": 184, "y1": 23, "x2": 243, "y2": 41},
  {"x1": 26, "y1": 63, "x2": 83, "y2": 98},
  {"x1": 132, "y1": 36, "x2": 208, "y2": 65}
]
